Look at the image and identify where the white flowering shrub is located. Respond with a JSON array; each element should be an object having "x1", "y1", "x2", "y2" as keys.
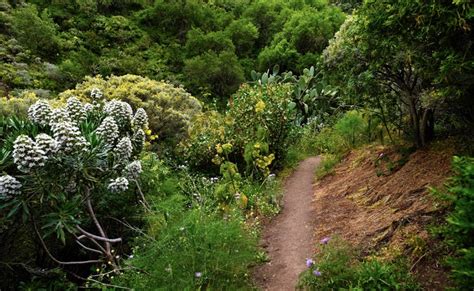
[
  {"x1": 114, "y1": 137, "x2": 133, "y2": 161},
  {"x1": 13, "y1": 135, "x2": 48, "y2": 172},
  {"x1": 125, "y1": 160, "x2": 142, "y2": 179},
  {"x1": 107, "y1": 177, "x2": 129, "y2": 193},
  {"x1": 65, "y1": 96, "x2": 86, "y2": 123},
  {"x1": 27, "y1": 99, "x2": 52, "y2": 126},
  {"x1": 0, "y1": 175, "x2": 22, "y2": 199},
  {"x1": 96, "y1": 116, "x2": 119, "y2": 146},
  {"x1": 0, "y1": 89, "x2": 149, "y2": 273}
]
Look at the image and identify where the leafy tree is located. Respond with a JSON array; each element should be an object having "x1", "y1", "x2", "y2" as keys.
[
  {"x1": 185, "y1": 28, "x2": 235, "y2": 57},
  {"x1": 258, "y1": 4, "x2": 345, "y2": 72},
  {"x1": 10, "y1": 4, "x2": 61, "y2": 60},
  {"x1": 184, "y1": 50, "x2": 244, "y2": 102},
  {"x1": 225, "y1": 18, "x2": 259, "y2": 56},
  {"x1": 323, "y1": 1, "x2": 473, "y2": 147}
]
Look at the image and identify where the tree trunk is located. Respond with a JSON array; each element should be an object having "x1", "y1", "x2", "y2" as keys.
[
  {"x1": 420, "y1": 108, "x2": 434, "y2": 147},
  {"x1": 408, "y1": 95, "x2": 422, "y2": 148}
]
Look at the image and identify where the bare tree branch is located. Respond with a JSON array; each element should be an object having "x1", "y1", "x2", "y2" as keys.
[{"x1": 32, "y1": 219, "x2": 102, "y2": 266}]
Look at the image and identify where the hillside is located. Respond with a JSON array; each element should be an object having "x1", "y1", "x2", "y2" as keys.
[
  {"x1": 0, "y1": 0, "x2": 472, "y2": 289},
  {"x1": 313, "y1": 143, "x2": 455, "y2": 289}
]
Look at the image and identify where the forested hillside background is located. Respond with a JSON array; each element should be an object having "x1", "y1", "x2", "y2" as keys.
[
  {"x1": 0, "y1": 0, "x2": 346, "y2": 103},
  {"x1": 0, "y1": 0, "x2": 473, "y2": 289}
]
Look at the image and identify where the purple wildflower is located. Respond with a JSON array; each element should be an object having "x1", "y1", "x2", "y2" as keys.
[
  {"x1": 306, "y1": 258, "x2": 314, "y2": 268},
  {"x1": 378, "y1": 152, "x2": 384, "y2": 158},
  {"x1": 313, "y1": 269, "x2": 322, "y2": 276},
  {"x1": 195, "y1": 272, "x2": 202, "y2": 278},
  {"x1": 320, "y1": 237, "x2": 331, "y2": 244}
]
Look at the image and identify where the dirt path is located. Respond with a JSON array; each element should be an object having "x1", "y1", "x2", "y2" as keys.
[{"x1": 254, "y1": 156, "x2": 321, "y2": 291}]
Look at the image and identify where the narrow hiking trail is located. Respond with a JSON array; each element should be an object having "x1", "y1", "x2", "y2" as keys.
[{"x1": 254, "y1": 156, "x2": 321, "y2": 290}]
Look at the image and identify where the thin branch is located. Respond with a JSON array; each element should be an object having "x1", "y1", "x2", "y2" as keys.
[
  {"x1": 76, "y1": 226, "x2": 122, "y2": 243},
  {"x1": 85, "y1": 193, "x2": 111, "y2": 255},
  {"x1": 32, "y1": 219, "x2": 102, "y2": 265},
  {"x1": 106, "y1": 216, "x2": 155, "y2": 241},
  {"x1": 75, "y1": 240, "x2": 103, "y2": 255},
  {"x1": 76, "y1": 234, "x2": 107, "y2": 253},
  {"x1": 134, "y1": 179, "x2": 150, "y2": 211}
]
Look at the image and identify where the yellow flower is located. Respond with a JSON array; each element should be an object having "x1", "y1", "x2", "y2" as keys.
[
  {"x1": 215, "y1": 143, "x2": 223, "y2": 154},
  {"x1": 255, "y1": 100, "x2": 266, "y2": 113},
  {"x1": 222, "y1": 143, "x2": 232, "y2": 153},
  {"x1": 145, "y1": 129, "x2": 152, "y2": 136}
]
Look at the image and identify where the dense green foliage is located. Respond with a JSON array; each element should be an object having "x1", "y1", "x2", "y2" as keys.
[
  {"x1": 0, "y1": 0, "x2": 344, "y2": 102},
  {"x1": 181, "y1": 83, "x2": 296, "y2": 178},
  {"x1": 435, "y1": 156, "x2": 474, "y2": 287},
  {"x1": 322, "y1": 0, "x2": 473, "y2": 147},
  {"x1": 1, "y1": 0, "x2": 473, "y2": 289}
]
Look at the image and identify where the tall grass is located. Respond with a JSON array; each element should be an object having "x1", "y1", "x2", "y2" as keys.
[{"x1": 113, "y1": 196, "x2": 258, "y2": 290}]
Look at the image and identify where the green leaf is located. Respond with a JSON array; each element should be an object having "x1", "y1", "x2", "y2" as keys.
[
  {"x1": 261, "y1": 73, "x2": 268, "y2": 85},
  {"x1": 288, "y1": 102, "x2": 297, "y2": 110}
]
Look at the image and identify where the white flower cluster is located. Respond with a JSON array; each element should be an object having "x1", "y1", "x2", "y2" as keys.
[
  {"x1": 52, "y1": 121, "x2": 89, "y2": 153},
  {"x1": 96, "y1": 117, "x2": 119, "y2": 146},
  {"x1": 28, "y1": 99, "x2": 52, "y2": 126},
  {"x1": 13, "y1": 135, "x2": 48, "y2": 172},
  {"x1": 125, "y1": 160, "x2": 142, "y2": 179},
  {"x1": 90, "y1": 88, "x2": 103, "y2": 100},
  {"x1": 114, "y1": 137, "x2": 133, "y2": 161},
  {"x1": 84, "y1": 103, "x2": 94, "y2": 113},
  {"x1": 104, "y1": 100, "x2": 133, "y2": 125},
  {"x1": 0, "y1": 175, "x2": 22, "y2": 198},
  {"x1": 107, "y1": 177, "x2": 129, "y2": 193},
  {"x1": 132, "y1": 108, "x2": 148, "y2": 130},
  {"x1": 66, "y1": 96, "x2": 86, "y2": 123},
  {"x1": 133, "y1": 129, "x2": 146, "y2": 149},
  {"x1": 35, "y1": 133, "x2": 57, "y2": 155},
  {"x1": 50, "y1": 108, "x2": 71, "y2": 125}
]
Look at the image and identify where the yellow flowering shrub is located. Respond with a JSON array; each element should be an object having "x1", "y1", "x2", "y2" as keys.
[
  {"x1": 59, "y1": 74, "x2": 202, "y2": 142},
  {"x1": 181, "y1": 83, "x2": 296, "y2": 178},
  {"x1": 0, "y1": 92, "x2": 38, "y2": 117}
]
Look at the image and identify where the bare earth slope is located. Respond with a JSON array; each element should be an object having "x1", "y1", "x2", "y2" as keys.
[
  {"x1": 254, "y1": 157, "x2": 321, "y2": 291},
  {"x1": 312, "y1": 144, "x2": 454, "y2": 290}
]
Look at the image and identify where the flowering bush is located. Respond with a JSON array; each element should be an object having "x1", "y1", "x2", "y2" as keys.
[
  {"x1": 181, "y1": 83, "x2": 296, "y2": 178},
  {"x1": 0, "y1": 89, "x2": 149, "y2": 276},
  {"x1": 59, "y1": 74, "x2": 202, "y2": 143}
]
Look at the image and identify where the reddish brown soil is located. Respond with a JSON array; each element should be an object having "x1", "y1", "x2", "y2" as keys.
[
  {"x1": 313, "y1": 144, "x2": 454, "y2": 290},
  {"x1": 253, "y1": 142, "x2": 454, "y2": 290},
  {"x1": 253, "y1": 157, "x2": 321, "y2": 291}
]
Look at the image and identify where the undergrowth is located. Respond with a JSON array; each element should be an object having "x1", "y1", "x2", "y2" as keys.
[
  {"x1": 108, "y1": 153, "x2": 281, "y2": 290},
  {"x1": 298, "y1": 236, "x2": 420, "y2": 290}
]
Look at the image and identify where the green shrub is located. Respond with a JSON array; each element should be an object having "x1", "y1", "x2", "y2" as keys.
[
  {"x1": 0, "y1": 92, "x2": 38, "y2": 118},
  {"x1": 184, "y1": 50, "x2": 245, "y2": 102},
  {"x1": 435, "y1": 156, "x2": 474, "y2": 288},
  {"x1": 113, "y1": 197, "x2": 258, "y2": 290},
  {"x1": 59, "y1": 74, "x2": 202, "y2": 143},
  {"x1": 181, "y1": 83, "x2": 296, "y2": 178},
  {"x1": 315, "y1": 154, "x2": 341, "y2": 179},
  {"x1": 10, "y1": 4, "x2": 61, "y2": 60},
  {"x1": 334, "y1": 110, "x2": 367, "y2": 148}
]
